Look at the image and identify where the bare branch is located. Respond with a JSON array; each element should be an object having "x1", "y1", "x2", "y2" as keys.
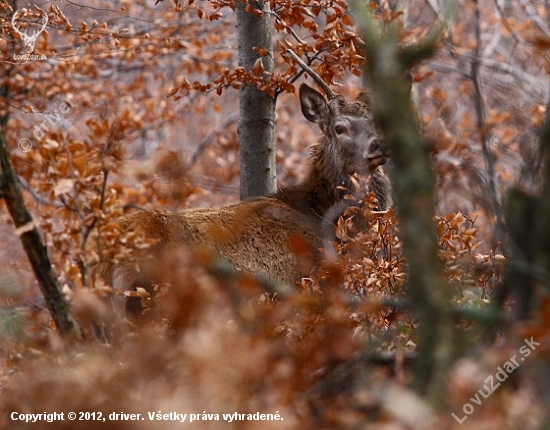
[{"x1": 17, "y1": 175, "x2": 64, "y2": 208}]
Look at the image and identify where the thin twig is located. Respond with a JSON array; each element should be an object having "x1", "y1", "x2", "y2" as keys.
[
  {"x1": 189, "y1": 111, "x2": 239, "y2": 168},
  {"x1": 17, "y1": 175, "x2": 65, "y2": 208},
  {"x1": 471, "y1": 0, "x2": 502, "y2": 226},
  {"x1": 264, "y1": 9, "x2": 307, "y2": 45},
  {"x1": 63, "y1": 134, "x2": 91, "y2": 285}
]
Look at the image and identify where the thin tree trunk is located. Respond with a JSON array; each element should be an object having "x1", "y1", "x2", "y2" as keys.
[
  {"x1": 236, "y1": 0, "x2": 276, "y2": 199},
  {"x1": 0, "y1": 131, "x2": 81, "y2": 339}
]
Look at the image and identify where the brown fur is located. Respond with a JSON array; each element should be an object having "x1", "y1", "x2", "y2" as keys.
[{"x1": 93, "y1": 84, "x2": 392, "y2": 290}]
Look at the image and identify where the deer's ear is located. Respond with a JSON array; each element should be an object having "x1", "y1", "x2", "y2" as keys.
[
  {"x1": 357, "y1": 90, "x2": 373, "y2": 109},
  {"x1": 300, "y1": 84, "x2": 329, "y2": 124}
]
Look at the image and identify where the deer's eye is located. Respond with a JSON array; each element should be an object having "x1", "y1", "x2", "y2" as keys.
[{"x1": 334, "y1": 124, "x2": 345, "y2": 135}]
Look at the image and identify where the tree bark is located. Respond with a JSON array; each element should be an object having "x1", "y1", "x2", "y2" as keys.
[
  {"x1": 0, "y1": 130, "x2": 81, "y2": 340},
  {"x1": 236, "y1": 0, "x2": 276, "y2": 199}
]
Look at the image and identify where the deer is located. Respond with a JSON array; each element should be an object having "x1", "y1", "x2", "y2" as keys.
[{"x1": 93, "y1": 59, "x2": 392, "y2": 309}]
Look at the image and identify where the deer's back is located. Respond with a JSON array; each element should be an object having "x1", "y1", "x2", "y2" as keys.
[{"x1": 97, "y1": 197, "x2": 322, "y2": 288}]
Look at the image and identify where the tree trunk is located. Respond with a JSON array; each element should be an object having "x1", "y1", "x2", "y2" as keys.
[
  {"x1": 355, "y1": 7, "x2": 458, "y2": 408},
  {"x1": 0, "y1": 131, "x2": 81, "y2": 339},
  {"x1": 505, "y1": 88, "x2": 550, "y2": 321},
  {"x1": 236, "y1": 0, "x2": 276, "y2": 199}
]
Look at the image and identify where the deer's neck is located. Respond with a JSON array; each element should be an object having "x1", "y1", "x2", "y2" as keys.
[
  {"x1": 275, "y1": 138, "x2": 352, "y2": 219},
  {"x1": 369, "y1": 167, "x2": 393, "y2": 211}
]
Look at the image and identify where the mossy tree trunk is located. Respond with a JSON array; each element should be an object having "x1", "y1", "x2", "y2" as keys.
[{"x1": 354, "y1": 6, "x2": 459, "y2": 407}]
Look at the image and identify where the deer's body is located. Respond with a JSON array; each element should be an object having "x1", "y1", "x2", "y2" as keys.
[
  {"x1": 95, "y1": 84, "x2": 392, "y2": 290},
  {"x1": 106, "y1": 197, "x2": 320, "y2": 286}
]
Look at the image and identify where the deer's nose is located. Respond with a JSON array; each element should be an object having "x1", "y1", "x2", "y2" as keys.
[{"x1": 372, "y1": 140, "x2": 391, "y2": 157}]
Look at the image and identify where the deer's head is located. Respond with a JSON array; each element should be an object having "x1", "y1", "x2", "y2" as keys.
[
  {"x1": 286, "y1": 49, "x2": 389, "y2": 178},
  {"x1": 299, "y1": 83, "x2": 390, "y2": 177}
]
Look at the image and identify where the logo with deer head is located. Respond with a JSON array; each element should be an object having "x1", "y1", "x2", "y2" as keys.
[{"x1": 11, "y1": 8, "x2": 48, "y2": 54}]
